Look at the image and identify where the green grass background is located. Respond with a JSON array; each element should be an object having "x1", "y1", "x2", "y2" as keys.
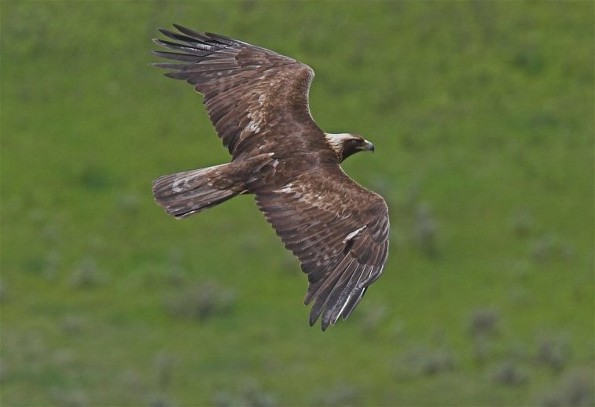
[{"x1": 1, "y1": 1, "x2": 593, "y2": 405}]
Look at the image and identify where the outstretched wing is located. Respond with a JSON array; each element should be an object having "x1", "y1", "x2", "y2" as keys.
[
  {"x1": 255, "y1": 167, "x2": 390, "y2": 330},
  {"x1": 153, "y1": 25, "x2": 324, "y2": 158}
]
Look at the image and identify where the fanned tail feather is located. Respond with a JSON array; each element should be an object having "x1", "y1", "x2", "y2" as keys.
[{"x1": 152, "y1": 164, "x2": 240, "y2": 219}]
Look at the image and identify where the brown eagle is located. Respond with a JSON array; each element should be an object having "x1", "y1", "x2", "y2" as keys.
[{"x1": 152, "y1": 25, "x2": 389, "y2": 330}]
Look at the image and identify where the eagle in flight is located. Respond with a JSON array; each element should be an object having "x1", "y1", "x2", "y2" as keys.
[{"x1": 152, "y1": 25, "x2": 390, "y2": 330}]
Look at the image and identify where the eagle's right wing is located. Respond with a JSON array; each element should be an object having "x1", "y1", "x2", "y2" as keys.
[{"x1": 255, "y1": 168, "x2": 390, "y2": 330}]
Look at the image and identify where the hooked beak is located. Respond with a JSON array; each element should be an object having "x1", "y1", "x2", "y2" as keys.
[{"x1": 361, "y1": 139, "x2": 375, "y2": 152}]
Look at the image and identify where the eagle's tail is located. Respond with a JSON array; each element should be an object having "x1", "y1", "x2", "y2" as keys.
[{"x1": 152, "y1": 164, "x2": 243, "y2": 219}]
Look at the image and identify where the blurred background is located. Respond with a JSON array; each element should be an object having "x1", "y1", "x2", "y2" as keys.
[{"x1": 1, "y1": 1, "x2": 593, "y2": 406}]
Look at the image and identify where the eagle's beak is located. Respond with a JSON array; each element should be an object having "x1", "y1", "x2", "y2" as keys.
[{"x1": 362, "y1": 139, "x2": 375, "y2": 152}]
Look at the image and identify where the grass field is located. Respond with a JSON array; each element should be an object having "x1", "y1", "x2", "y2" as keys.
[{"x1": 1, "y1": 1, "x2": 593, "y2": 406}]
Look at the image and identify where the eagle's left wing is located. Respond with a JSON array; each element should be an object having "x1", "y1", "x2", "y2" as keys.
[
  {"x1": 152, "y1": 25, "x2": 326, "y2": 159},
  {"x1": 254, "y1": 167, "x2": 390, "y2": 330}
]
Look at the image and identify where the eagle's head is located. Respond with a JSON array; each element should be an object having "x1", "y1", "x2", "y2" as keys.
[{"x1": 324, "y1": 133, "x2": 375, "y2": 162}]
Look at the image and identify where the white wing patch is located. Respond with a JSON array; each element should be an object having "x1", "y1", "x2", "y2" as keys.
[
  {"x1": 276, "y1": 183, "x2": 295, "y2": 194},
  {"x1": 245, "y1": 112, "x2": 262, "y2": 134},
  {"x1": 342, "y1": 225, "x2": 367, "y2": 244},
  {"x1": 244, "y1": 104, "x2": 266, "y2": 135},
  {"x1": 246, "y1": 120, "x2": 261, "y2": 133}
]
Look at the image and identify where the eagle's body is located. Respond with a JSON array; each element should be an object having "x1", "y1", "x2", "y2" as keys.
[{"x1": 152, "y1": 25, "x2": 389, "y2": 330}]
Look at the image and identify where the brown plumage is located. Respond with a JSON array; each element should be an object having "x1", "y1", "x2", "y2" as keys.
[{"x1": 152, "y1": 25, "x2": 389, "y2": 330}]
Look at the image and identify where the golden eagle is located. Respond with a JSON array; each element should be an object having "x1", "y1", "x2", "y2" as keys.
[{"x1": 152, "y1": 25, "x2": 389, "y2": 330}]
